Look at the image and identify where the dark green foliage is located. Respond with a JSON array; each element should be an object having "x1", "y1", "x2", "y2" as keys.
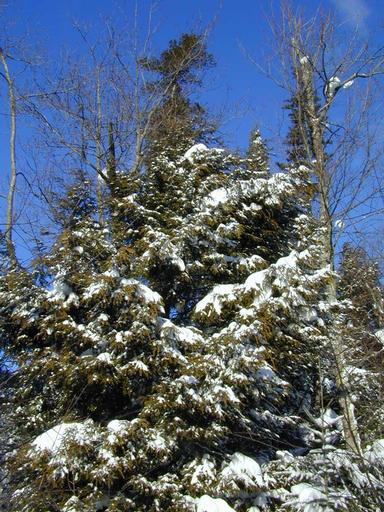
[
  {"x1": 0, "y1": 32, "x2": 382, "y2": 512},
  {"x1": 140, "y1": 33, "x2": 215, "y2": 162}
]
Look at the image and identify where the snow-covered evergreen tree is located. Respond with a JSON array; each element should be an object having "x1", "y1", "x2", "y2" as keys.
[{"x1": 1, "y1": 31, "x2": 383, "y2": 512}]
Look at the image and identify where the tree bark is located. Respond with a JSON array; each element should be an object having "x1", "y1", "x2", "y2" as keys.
[{"x1": 0, "y1": 48, "x2": 19, "y2": 269}]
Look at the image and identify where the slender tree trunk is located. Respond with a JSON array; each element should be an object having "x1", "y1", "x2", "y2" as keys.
[
  {"x1": 297, "y1": 53, "x2": 361, "y2": 454},
  {"x1": 95, "y1": 66, "x2": 104, "y2": 225},
  {"x1": 0, "y1": 48, "x2": 19, "y2": 269}
]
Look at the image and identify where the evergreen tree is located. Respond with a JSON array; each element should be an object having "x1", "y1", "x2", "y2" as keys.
[
  {"x1": 1, "y1": 30, "x2": 384, "y2": 512},
  {"x1": 140, "y1": 32, "x2": 215, "y2": 162},
  {"x1": 246, "y1": 128, "x2": 269, "y2": 176},
  {"x1": 337, "y1": 243, "x2": 384, "y2": 442},
  {"x1": 339, "y1": 243, "x2": 383, "y2": 331}
]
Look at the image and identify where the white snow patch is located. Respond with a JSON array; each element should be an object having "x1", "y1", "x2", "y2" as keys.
[
  {"x1": 343, "y1": 79, "x2": 354, "y2": 89},
  {"x1": 148, "y1": 432, "x2": 167, "y2": 451},
  {"x1": 289, "y1": 483, "x2": 327, "y2": 511},
  {"x1": 121, "y1": 279, "x2": 163, "y2": 305},
  {"x1": 98, "y1": 167, "x2": 108, "y2": 183},
  {"x1": 221, "y1": 452, "x2": 263, "y2": 488},
  {"x1": 375, "y1": 329, "x2": 384, "y2": 345},
  {"x1": 183, "y1": 143, "x2": 209, "y2": 161},
  {"x1": 62, "y1": 496, "x2": 82, "y2": 512},
  {"x1": 191, "y1": 455, "x2": 216, "y2": 485},
  {"x1": 364, "y1": 439, "x2": 384, "y2": 464},
  {"x1": 244, "y1": 268, "x2": 269, "y2": 293},
  {"x1": 106, "y1": 419, "x2": 130, "y2": 444},
  {"x1": 97, "y1": 352, "x2": 112, "y2": 364},
  {"x1": 274, "y1": 251, "x2": 298, "y2": 269},
  {"x1": 48, "y1": 280, "x2": 74, "y2": 303},
  {"x1": 130, "y1": 360, "x2": 149, "y2": 373},
  {"x1": 335, "y1": 219, "x2": 345, "y2": 229},
  {"x1": 74, "y1": 246, "x2": 84, "y2": 255},
  {"x1": 160, "y1": 319, "x2": 204, "y2": 346},
  {"x1": 103, "y1": 268, "x2": 120, "y2": 278},
  {"x1": 196, "y1": 495, "x2": 235, "y2": 512},
  {"x1": 31, "y1": 422, "x2": 90, "y2": 453},
  {"x1": 205, "y1": 188, "x2": 229, "y2": 207},
  {"x1": 314, "y1": 408, "x2": 343, "y2": 430},
  {"x1": 83, "y1": 282, "x2": 106, "y2": 299},
  {"x1": 194, "y1": 284, "x2": 238, "y2": 317},
  {"x1": 179, "y1": 375, "x2": 198, "y2": 385},
  {"x1": 327, "y1": 76, "x2": 341, "y2": 96},
  {"x1": 170, "y1": 254, "x2": 186, "y2": 272},
  {"x1": 107, "y1": 419, "x2": 130, "y2": 434}
]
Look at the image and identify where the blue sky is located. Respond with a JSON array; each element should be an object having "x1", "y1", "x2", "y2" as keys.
[
  {"x1": 7, "y1": 0, "x2": 383, "y2": 148},
  {"x1": 1, "y1": 0, "x2": 383, "y2": 263}
]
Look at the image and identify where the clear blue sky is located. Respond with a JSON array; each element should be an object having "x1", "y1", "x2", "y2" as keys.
[
  {"x1": 7, "y1": 0, "x2": 384, "y2": 148},
  {"x1": 1, "y1": 0, "x2": 383, "y2": 264}
]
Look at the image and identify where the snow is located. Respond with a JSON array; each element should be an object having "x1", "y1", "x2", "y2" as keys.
[
  {"x1": 375, "y1": 329, "x2": 384, "y2": 345},
  {"x1": 107, "y1": 419, "x2": 130, "y2": 444},
  {"x1": 364, "y1": 439, "x2": 384, "y2": 464},
  {"x1": 196, "y1": 495, "x2": 235, "y2": 512},
  {"x1": 256, "y1": 366, "x2": 277, "y2": 381},
  {"x1": 160, "y1": 319, "x2": 205, "y2": 346},
  {"x1": 274, "y1": 251, "x2": 298, "y2": 268},
  {"x1": 179, "y1": 375, "x2": 198, "y2": 385},
  {"x1": 74, "y1": 246, "x2": 84, "y2": 255},
  {"x1": 205, "y1": 188, "x2": 229, "y2": 207},
  {"x1": 48, "y1": 280, "x2": 74, "y2": 302},
  {"x1": 103, "y1": 268, "x2": 120, "y2": 278},
  {"x1": 191, "y1": 455, "x2": 215, "y2": 485},
  {"x1": 107, "y1": 419, "x2": 129, "y2": 433},
  {"x1": 98, "y1": 167, "x2": 108, "y2": 183},
  {"x1": 343, "y1": 79, "x2": 354, "y2": 89},
  {"x1": 327, "y1": 76, "x2": 341, "y2": 96},
  {"x1": 289, "y1": 483, "x2": 327, "y2": 511},
  {"x1": 97, "y1": 352, "x2": 112, "y2": 364},
  {"x1": 121, "y1": 278, "x2": 163, "y2": 305},
  {"x1": 83, "y1": 282, "x2": 106, "y2": 299},
  {"x1": 183, "y1": 143, "x2": 209, "y2": 161},
  {"x1": 335, "y1": 219, "x2": 345, "y2": 229},
  {"x1": 221, "y1": 452, "x2": 263, "y2": 488},
  {"x1": 314, "y1": 408, "x2": 342, "y2": 430},
  {"x1": 130, "y1": 360, "x2": 149, "y2": 372},
  {"x1": 62, "y1": 496, "x2": 82, "y2": 512},
  {"x1": 148, "y1": 432, "x2": 167, "y2": 451},
  {"x1": 31, "y1": 422, "x2": 90, "y2": 453},
  {"x1": 170, "y1": 254, "x2": 186, "y2": 272},
  {"x1": 244, "y1": 269, "x2": 270, "y2": 302},
  {"x1": 194, "y1": 284, "x2": 238, "y2": 317}
]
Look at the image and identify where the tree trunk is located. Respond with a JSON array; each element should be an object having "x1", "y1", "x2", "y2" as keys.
[
  {"x1": 0, "y1": 48, "x2": 19, "y2": 269},
  {"x1": 297, "y1": 52, "x2": 361, "y2": 454}
]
